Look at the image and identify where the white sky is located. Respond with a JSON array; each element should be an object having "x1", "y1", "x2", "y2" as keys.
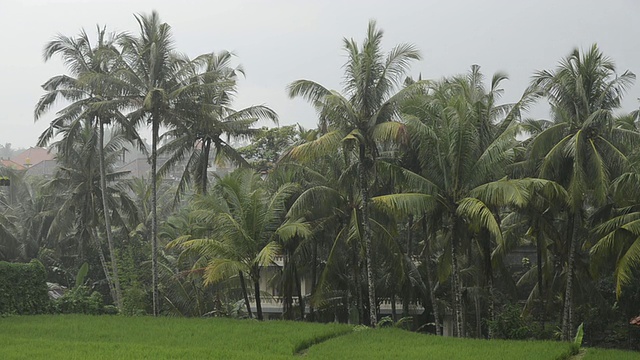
[{"x1": 1, "y1": 0, "x2": 639, "y2": 149}]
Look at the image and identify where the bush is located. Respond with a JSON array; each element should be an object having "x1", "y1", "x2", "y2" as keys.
[
  {"x1": 54, "y1": 286, "x2": 104, "y2": 315},
  {"x1": 102, "y1": 305, "x2": 119, "y2": 315},
  {"x1": 488, "y1": 303, "x2": 533, "y2": 340},
  {"x1": 0, "y1": 260, "x2": 50, "y2": 315},
  {"x1": 121, "y1": 284, "x2": 148, "y2": 316}
]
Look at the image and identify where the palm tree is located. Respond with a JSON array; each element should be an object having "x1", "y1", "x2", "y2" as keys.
[
  {"x1": 591, "y1": 172, "x2": 640, "y2": 298},
  {"x1": 287, "y1": 20, "x2": 421, "y2": 327},
  {"x1": 118, "y1": 11, "x2": 184, "y2": 315},
  {"x1": 528, "y1": 44, "x2": 636, "y2": 340},
  {"x1": 34, "y1": 26, "x2": 135, "y2": 308},
  {"x1": 168, "y1": 169, "x2": 298, "y2": 320},
  {"x1": 159, "y1": 51, "x2": 278, "y2": 198},
  {"x1": 400, "y1": 66, "x2": 541, "y2": 336},
  {"x1": 46, "y1": 121, "x2": 135, "y2": 303}
]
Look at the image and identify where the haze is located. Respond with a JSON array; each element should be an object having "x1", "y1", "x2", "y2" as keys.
[{"x1": 1, "y1": 0, "x2": 638, "y2": 148}]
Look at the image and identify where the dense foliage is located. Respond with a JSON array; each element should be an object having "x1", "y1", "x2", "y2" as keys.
[
  {"x1": 0, "y1": 260, "x2": 49, "y2": 315},
  {"x1": 0, "y1": 10, "x2": 639, "y2": 354}
]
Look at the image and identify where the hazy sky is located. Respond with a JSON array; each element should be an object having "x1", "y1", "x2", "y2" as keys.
[{"x1": 1, "y1": 0, "x2": 639, "y2": 149}]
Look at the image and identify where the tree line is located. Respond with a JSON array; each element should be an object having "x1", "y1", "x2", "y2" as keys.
[{"x1": 0, "y1": 11, "x2": 639, "y2": 347}]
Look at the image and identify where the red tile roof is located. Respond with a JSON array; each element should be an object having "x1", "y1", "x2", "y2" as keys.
[
  {"x1": 0, "y1": 159, "x2": 25, "y2": 170},
  {"x1": 12, "y1": 147, "x2": 55, "y2": 167},
  {"x1": 631, "y1": 316, "x2": 640, "y2": 326}
]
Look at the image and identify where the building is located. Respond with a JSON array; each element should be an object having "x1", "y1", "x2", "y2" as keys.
[
  {"x1": 12, "y1": 147, "x2": 55, "y2": 169},
  {"x1": 0, "y1": 159, "x2": 25, "y2": 171}
]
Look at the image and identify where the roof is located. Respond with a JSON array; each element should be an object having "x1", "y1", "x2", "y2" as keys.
[
  {"x1": 631, "y1": 316, "x2": 640, "y2": 326},
  {"x1": 25, "y1": 159, "x2": 57, "y2": 177},
  {"x1": 0, "y1": 159, "x2": 25, "y2": 170},
  {"x1": 13, "y1": 147, "x2": 55, "y2": 167}
]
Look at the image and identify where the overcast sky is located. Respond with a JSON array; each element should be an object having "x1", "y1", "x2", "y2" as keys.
[{"x1": 1, "y1": 0, "x2": 639, "y2": 149}]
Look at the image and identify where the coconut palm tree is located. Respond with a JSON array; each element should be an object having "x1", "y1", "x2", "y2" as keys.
[
  {"x1": 399, "y1": 66, "x2": 544, "y2": 336},
  {"x1": 159, "y1": 51, "x2": 278, "y2": 198},
  {"x1": 168, "y1": 169, "x2": 298, "y2": 320},
  {"x1": 528, "y1": 44, "x2": 636, "y2": 340},
  {"x1": 34, "y1": 26, "x2": 137, "y2": 308},
  {"x1": 591, "y1": 171, "x2": 640, "y2": 298},
  {"x1": 287, "y1": 20, "x2": 422, "y2": 327},
  {"x1": 46, "y1": 121, "x2": 136, "y2": 303},
  {"x1": 118, "y1": 11, "x2": 186, "y2": 315}
]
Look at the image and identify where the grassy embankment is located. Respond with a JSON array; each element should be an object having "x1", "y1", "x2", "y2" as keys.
[{"x1": 0, "y1": 315, "x2": 637, "y2": 359}]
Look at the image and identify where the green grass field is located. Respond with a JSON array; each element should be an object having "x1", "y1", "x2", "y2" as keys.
[
  {"x1": 0, "y1": 315, "x2": 637, "y2": 359},
  {"x1": 0, "y1": 315, "x2": 350, "y2": 359},
  {"x1": 582, "y1": 348, "x2": 640, "y2": 360},
  {"x1": 306, "y1": 328, "x2": 577, "y2": 360}
]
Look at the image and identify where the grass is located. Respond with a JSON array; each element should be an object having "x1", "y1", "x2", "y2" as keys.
[
  {"x1": 305, "y1": 327, "x2": 577, "y2": 360},
  {"x1": 0, "y1": 315, "x2": 637, "y2": 359},
  {"x1": 0, "y1": 315, "x2": 350, "y2": 359},
  {"x1": 581, "y1": 348, "x2": 640, "y2": 360}
]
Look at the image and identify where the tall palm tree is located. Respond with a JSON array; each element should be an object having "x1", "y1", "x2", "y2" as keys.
[
  {"x1": 528, "y1": 44, "x2": 636, "y2": 340},
  {"x1": 400, "y1": 66, "x2": 542, "y2": 336},
  {"x1": 118, "y1": 11, "x2": 185, "y2": 315},
  {"x1": 159, "y1": 51, "x2": 278, "y2": 198},
  {"x1": 46, "y1": 121, "x2": 135, "y2": 303},
  {"x1": 287, "y1": 20, "x2": 421, "y2": 327},
  {"x1": 34, "y1": 26, "x2": 135, "y2": 308}
]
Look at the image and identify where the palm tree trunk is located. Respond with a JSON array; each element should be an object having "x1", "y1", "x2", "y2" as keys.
[
  {"x1": 294, "y1": 264, "x2": 305, "y2": 320},
  {"x1": 239, "y1": 271, "x2": 252, "y2": 318},
  {"x1": 403, "y1": 216, "x2": 413, "y2": 318},
  {"x1": 475, "y1": 292, "x2": 482, "y2": 338},
  {"x1": 452, "y1": 215, "x2": 464, "y2": 337},
  {"x1": 283, "y1": 253, "x2": 293, "y2": 319},
  {"x1": 151, "y1": 114, "x2": 159, "y2": 316},
  {"x1": 358, "y1": 146, "x2": 377, "y2": 327},
  {"x1": 98, "y1": 120, "x2": 122, "y2": 309},
  {"x1": 562, "y1": 212, "x2": 577, "y2": 341},
  {"x1": 254, "y1": 276, "x2": 263, "y2": 321},
  {"x1": 536, "y1": 220, "x2": 545, "y2": 330},
  {"x1": 391, "y1": 293, "x2": 397, "y2": 322},
  {"x1": 423, "y1": 217, "x2": 441, "y2": 336},
  {"x1": 309, "y1": 237, "x2": 317, "y2": 322},
  {"x1": 481, "y1": 228, "x2": 493, "y2": 339},
  {"x1": 352, "y1": 237, "x2": 363, "y2": 324},
  {"x1": 201, "y1": 140, "x2": 211, "y2": 195},
  {"x1": 90, "y1": 228, "x2": 115, "y2": 301}
]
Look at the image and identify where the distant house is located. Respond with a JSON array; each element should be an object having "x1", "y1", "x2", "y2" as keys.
[
  {"x1": 12, "y1": 147, "x2": 55, "y2": 169},
  {"x1": 0, "y1": 159, "x2": 25, "y2": 171},
  {"x1": 25, "y1": 160, "x2": 58, "y2": 177},
  {"x1": 118, "y1": 157, "x2": 173, "y2": 179},
  {"x1": 118, "y1": 158, "x2": 154, "y2": 179}
]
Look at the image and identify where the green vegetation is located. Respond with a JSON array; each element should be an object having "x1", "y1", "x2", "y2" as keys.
[
  {"x1": 307, "y1": 328, "x2": 577, "y2": 360},
  {"x1": 582, "y1": 348, "x2": 640, "y2": 360},
  {"x1": 3, "y1": 316, "x2": 634, "y2": 359},
  {"x1": 0, "y1": 260, "x2": 49, "y2": 314},
  {"x1": 0, "y1": 9, "x2": 639, "y2": 357},
  {"x1": 0, "y1": 315, "x2": 349, "y2": 359}
]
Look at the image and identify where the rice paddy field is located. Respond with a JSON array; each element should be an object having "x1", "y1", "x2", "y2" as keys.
[
  {"x1": 0, "y1": 315, "x2": 637, "y2": 359},
  {"x1": 581, "y1": 348, "x2": 640, "y2": 360}
]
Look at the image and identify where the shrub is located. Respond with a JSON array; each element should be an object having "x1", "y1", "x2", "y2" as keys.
[
  {"x1": 487, "y1": 303, "x2": 533, "y2": 340},
  {"x1": 0, "y1": 260, "x2": 50, "y2": 315},
  {"x1": 54, "y1": 286, "x2": 104, "y2": 315},
  {"x1": 121, "y1": 284, "x2": 147, "y2": 316}
]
